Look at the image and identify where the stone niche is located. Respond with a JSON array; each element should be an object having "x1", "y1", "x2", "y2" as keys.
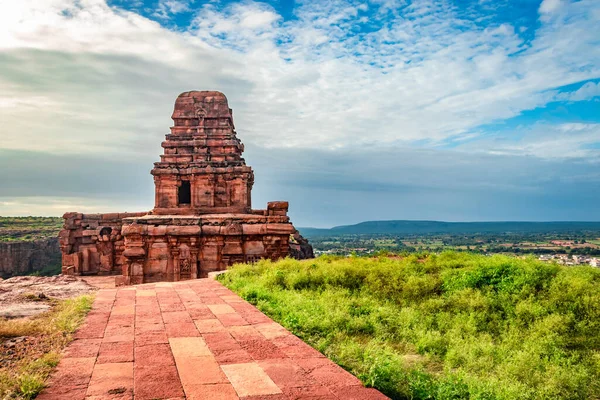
[{"x1": 60, "y1": 91, "x2": 313, "y2": 285}]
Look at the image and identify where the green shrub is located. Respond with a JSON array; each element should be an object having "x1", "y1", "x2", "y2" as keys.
[{"x1": 219, "y1": 253, "x2": 600, "y2": 400}]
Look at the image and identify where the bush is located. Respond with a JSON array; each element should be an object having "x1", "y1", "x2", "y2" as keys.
[{"x1": 219, "y1": 252, "x2": 600, "y2": 400}]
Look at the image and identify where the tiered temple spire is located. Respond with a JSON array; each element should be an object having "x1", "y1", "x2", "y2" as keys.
[{"x1": 152, "y1": 91, "x2": 254, "y2": 214}]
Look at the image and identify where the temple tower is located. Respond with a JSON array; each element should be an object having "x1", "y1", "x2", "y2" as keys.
[
  {"x1": 152, "y1": 91, "x2": 254, "y2": 215},
  {"x1": 59, "y1": 90, "x2": 313, "y2": 285}
]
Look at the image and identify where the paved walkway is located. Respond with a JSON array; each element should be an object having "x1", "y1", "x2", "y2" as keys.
[{"x1": 38, "y1": 279, "x2": 388, "y2": 400}]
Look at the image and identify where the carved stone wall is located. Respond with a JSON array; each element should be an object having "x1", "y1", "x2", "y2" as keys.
[{"x1": 60, "y1": 212, "x2": 146, "y2": 276}]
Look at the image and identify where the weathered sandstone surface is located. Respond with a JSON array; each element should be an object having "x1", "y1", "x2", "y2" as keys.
[{"x1": 0, "y1": 275, "x2": 96, "y2": 318}]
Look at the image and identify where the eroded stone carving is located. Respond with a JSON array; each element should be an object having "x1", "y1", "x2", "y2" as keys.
[{"x1": 59, "y1": 91, "x2": 313, "y2": 285}]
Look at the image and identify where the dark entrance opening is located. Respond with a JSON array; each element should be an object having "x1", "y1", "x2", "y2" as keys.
[{"x1": 178, "y1": 180, "x2": 191, "y2": 205}]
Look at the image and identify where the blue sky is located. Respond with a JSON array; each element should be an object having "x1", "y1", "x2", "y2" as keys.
[{"x1": 0, "y1": 0, "x2": 599, "y2": 227}]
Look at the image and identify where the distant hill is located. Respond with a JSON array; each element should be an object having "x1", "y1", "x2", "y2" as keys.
[{"x1": 298, "y1": 220, "x2": 600, "y2": 237}]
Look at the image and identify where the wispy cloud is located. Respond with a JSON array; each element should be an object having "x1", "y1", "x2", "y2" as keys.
[{"x1": 555, "y1": 81, "x2": 600, "y2": 102}]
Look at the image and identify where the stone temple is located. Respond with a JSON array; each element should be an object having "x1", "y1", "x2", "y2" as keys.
[{"x1": 60, "y1": 91, "x2": 313, "y2": 285}]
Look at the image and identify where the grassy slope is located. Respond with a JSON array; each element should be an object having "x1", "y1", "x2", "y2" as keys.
[
  {"x1": 219, "y1": 252, "x2": 600, "y2": 400},
  {"x1": 0, "y1": 295, "x2": 93, "y2": 399}
]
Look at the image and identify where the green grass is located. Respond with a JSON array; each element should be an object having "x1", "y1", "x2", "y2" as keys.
[
  {"x1": 0, "y1": 295, "x2": 94, "y2": 399},
  {"x1": 0, "y1": 217, "x2": 62, "y2": 243},
  {"x1": 219, "y1": 252, "x2": 600, "y2": 400}
]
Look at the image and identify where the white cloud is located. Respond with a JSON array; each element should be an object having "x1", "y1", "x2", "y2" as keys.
[
  {"x1": 154, "y1": 0, "x2": 192, "y2": 19},
  {"x1": 539, "y1": 0, "x2": 562, "y2": 14},
  {"x1": 555, "y1": 81, "x2": 600, "y2": 102},
  {"x1": 0, "y1": 196, "x2": 149, "y2": 216},
  {"x1": 0, "y1": 0, "x2": 598, "y2": 158},
  {"x1": 461, "y1": 123, "x2": 600, "y2": 159},
  {"x1": 239, "y1": 9, "x2": 280, "y2": 29}
]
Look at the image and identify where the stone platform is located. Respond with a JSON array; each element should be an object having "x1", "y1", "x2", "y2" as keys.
[{"x1": 37, "y1": 279, "x2": 387, "y2": 400}]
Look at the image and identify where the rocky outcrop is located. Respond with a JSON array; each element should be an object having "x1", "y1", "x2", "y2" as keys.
[
  {"x1": 0, "y1": 238, "x2": 61, "y2": 278},
  {"x1": 289, "y1": 230, "x2": 314, "y2": 260}
]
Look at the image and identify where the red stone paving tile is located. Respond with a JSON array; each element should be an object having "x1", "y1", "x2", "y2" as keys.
[
  {"x1": 273, "y1": 336, "x2": 325, "y2": 359},
  {"x1": 136, "y1": 304, "x2": 161, "y2": 313},
  {"x1": 254, "y1": 323, "x2": 289, "y2": 340},
  {"x1": 185, "y1": 383, "x2": 239, "y2": 400},
  {"x1": 135, "y1": 330, "x2": 169, "y2": 346},
  {"x1": 154, "y1": 287, "x2": 176, "y2": 292},
  {"x1": 160, "y1": 303, "x2": 187, "y2": 312},
  {"x1": 114, "y1": 296, "x2": 135, "y2": 307},
  {"x1": 135, "y1": 289, "x2": 156, "y2": 297},
  {"x1": 95, "y1": 295, "x2": 116, "y2": 301},
  {"x1": 258, "y1": 359, "x2": 316, "y2": 388},
  {"x1": 111, "y1": 305, "x2": 135, "y2": 315},
  {"x1": 239, "y1": 338, "x2": 288, "y2": 361},
  {"x1": 135, "y1": 297, "x2": 158, "y2": 306},
  {"x1": 86, "y1": 362, "x2": 133, "y2": 398},
  {"x1": 102, "y1": 334, "x2": 133, "y2": 343},
  {"x1": 201, "y1": 296, "x2": 226, "y2": 305},
  {"x1": 43, "y1": 357, "x2": 96, "y2": 388},
  {"x1": 162, "y1": 310, "x2": 193, "y2": 324},
  {"x1": 207, "y1": 304, "x2": 236, "y2": 315},
  {"x1": 240, "y1": 395, "x2": 288, "y2": 400},
  {"x1": 157, "y1": 295, "x2": 183, "y2": 303},
  {"x1": 135, "y1": 313, "x2": 161, "y2": 321},
  {"x1": 238, "y1": 311, "x2": 272, "y2": 324},
  {"x1": 202, "y1": 332, "x2": 239, "y2": 352},
  {"x1": 165, "y1": 321, "x2": 200, "y2": 337},
  {"x1": 97, "y1": 341, "x2": 134, "y2": 364},
  {"x1": 105, "y1": 321, "x2": 134, "y2": 331},
  {"x1": 281, "y1": 384, "x2": 337, "y2": 400},
  {"x1": 185, "y1": 303, "x2": 208, "y2": 310},
  {"x1": 169, "y1": 337, "x2": 213, "y2": 358},
  {"x1": 134, "y1": 322, "x2": 165, "y2": 334},
  {"x1": 135, "y1": 314, "x2": 163, "y2": 324},
  {"x1": 214, "y1": 348, "x2": 254, "y2": 365},
  {"x1": 194, "y1": 318, "x2": 224, "y2": 333},
  {"x1": 86, "y1": 311, "x2": 111, "y2": 321},
  {"x1": 217, "y1": 313, "x2": 249, "y2": 327},
  {"x1": 228, "y1": 302, "x2": 256, "y2": 312},
  {"x1": 75, "y1": 323, "x2": 107, "y2": 339},
  {"x1": 295, "y1": 358, "x2": 362, "y2": 389},
  {"x1": 95, "y1": 298, "x2": 117, "y2": 303},
  {"x1": 180, "y1": 294, "x2": 201, "y2": 302},
  {"x1": 37, "y1": 386, "x2": 88, "y2": 400},
  {"x1": 188, "y1": 307, "x2": 215, "y2": 319},
  {"x1": 292, "y1": 357, "x2": 334, "y2": 372},
  {"x1": 91, "y1": 304, "x2": 113, "y2": 313},
  {"x1": 221, "y1": 362, "x2": 282, "y2": 397},
  {"x1": 330, "y1": 386, "x2": 390, "y2": 399},
  {"x1": 134, "y1": 364, "x2": 184, "y2": 400},
  {"x1": 135, "y1": 343, "x2": 175, "y2": 365},
  {"x1": 229, "y1": 325, "x2": 264, "y2": 341},
  {"x1": 63, "y1": 338, "x2": 102, "y2": 358},
  {"x1": 103, "y1": 326, "x2": 134, "y2": 342},
  {"x1": 86, "y1": 393, "x2": 132, "y2": 400},
  {"x1": 176, "y1": 356, "x2": 227, "y2": 385},
  {"x1": 108, "y1": 314, "x2": 135, "y2": 324}
]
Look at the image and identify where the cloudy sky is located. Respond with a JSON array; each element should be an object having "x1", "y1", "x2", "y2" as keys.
[{"x1": 1, "y1": 0, "x2": 599, "y2": 227}]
